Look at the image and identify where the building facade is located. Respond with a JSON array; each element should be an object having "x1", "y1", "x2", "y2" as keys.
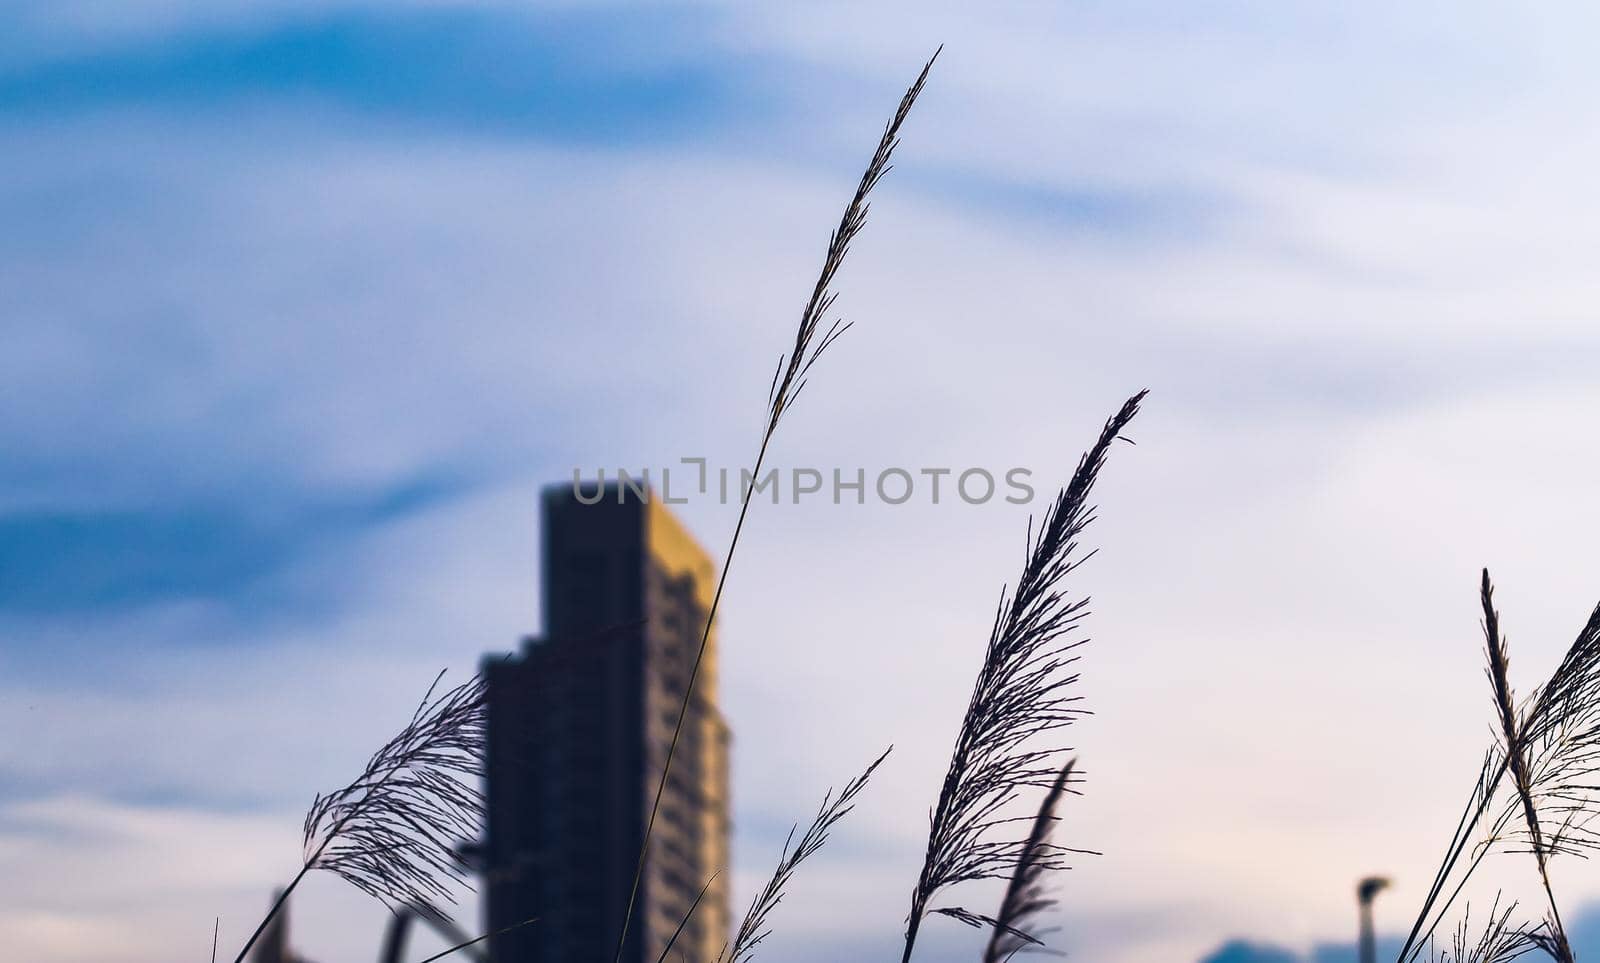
[{"x1": 485, "y1": 484, "x2": 731, "y2": 962}]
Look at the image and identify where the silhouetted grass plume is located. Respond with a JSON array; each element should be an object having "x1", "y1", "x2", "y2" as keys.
[
  {"x1": 984, "y1": 758, "x2": 1079, "y2": 963},
  {"x1": 1482, "y1": 573, "x2": 1572, "y2": 962},
  {"x1": 715, "y1": 749, "x2": 892, "y2": 963},
  {"x1": 1398, "y1": 572, "x2": 1600, "y2": 963},
  {"x1": 900, "y1": 390, "x2": 1145, "y2": 963},
  {"x1": 1427, "y1": 896, "x2": 1537, "y2": 963},
  {"x1": 230, "y1": 671, "x2": 486, "y2": 963}
]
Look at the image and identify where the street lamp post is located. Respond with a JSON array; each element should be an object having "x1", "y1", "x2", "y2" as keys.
[{"x1": 1358, "y1": 876, "x2": 1391, "y2": 963}]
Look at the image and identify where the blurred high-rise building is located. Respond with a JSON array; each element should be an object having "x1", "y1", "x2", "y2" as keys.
[{"x1": 484, "y1": 483, "x2": 731, "y2": 962}]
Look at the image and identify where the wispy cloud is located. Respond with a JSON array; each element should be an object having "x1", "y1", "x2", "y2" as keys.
[
  {"x1": 0, "y1": 474, "x2": 465, "y2": 615},
  {"x1": 0, "y1": 5, "x2": 754, "y2": 141}
]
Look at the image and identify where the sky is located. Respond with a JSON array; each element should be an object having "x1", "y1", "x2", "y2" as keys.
[{"x1": 4, "y1": 1, "x2": 1600, "y2": 961}]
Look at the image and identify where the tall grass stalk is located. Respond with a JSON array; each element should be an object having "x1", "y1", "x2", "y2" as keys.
[
  {"x1": 1481, "y1": 572, "x2": 1572, "y2": 962},
  {"x1": 610, "y1": 49, "x2": 940, "y2": 963}
]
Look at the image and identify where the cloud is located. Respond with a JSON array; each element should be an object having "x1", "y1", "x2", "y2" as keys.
[
  {"x1": 0, "y1": 473, "x2": 463, "y2": 614},
  {"x1": 0, "y1": 5, "x2": 752, "y2": 142},
  {"x1": 0, "y1": 795, "x2": 282, "y2": 963}
]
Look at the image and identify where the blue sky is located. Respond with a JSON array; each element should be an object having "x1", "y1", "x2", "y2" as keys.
[{"x1": 6, "y1": 2, "x2": 1600, "y2": 961}]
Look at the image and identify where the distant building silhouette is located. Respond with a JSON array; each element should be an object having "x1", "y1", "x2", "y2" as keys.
[{"x1": 484, "y1": 483, "x2": 731, "y2": 962}]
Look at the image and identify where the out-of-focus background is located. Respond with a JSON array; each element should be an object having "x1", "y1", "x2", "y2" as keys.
[{"x1": 6, "y1": 2, "x2": 1600, "y2": 961}]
